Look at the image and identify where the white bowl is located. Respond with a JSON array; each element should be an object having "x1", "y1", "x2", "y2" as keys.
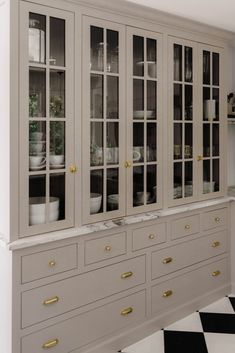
[
  {"x1": 29, "y1": 210, "x2": 59, "y2": 225},
  {"x1": 29, "y1": 197, "x2": 59, "y2": 214},
  {"x1": 108, "y1": 194, "x2": 119, "y2": 202},
  {"x1": 90, "y1": 193, "x2": 102, "y2": 214}
]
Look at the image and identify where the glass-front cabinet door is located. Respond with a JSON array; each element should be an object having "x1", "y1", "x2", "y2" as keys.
[
  {"x1": 126, "y1": 28, "x2": 163, "y2": 214},
  {"x1": 19, "y1": 3, "x2": 75, "y2": 235},
  {"x1": 82, "y1": 17, "x2": 126, "y2": 223},
  {"x1": 168, "y1": 37, "x2": 198, "y2": 206}
]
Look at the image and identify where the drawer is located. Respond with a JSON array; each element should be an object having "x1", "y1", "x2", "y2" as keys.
[
  {"x1": 171, "y1": 214, "x2": 200, "y2": 240},
  {"x1": 151, "y1": 258, "x2": 228, "y2": 315},
  {"x1": 85, "y1": 232, "x2": 126, "y2": 265},
  {"x1": 152, "y1": 230, "x2": 227, "y2": 279},
  {"x1": 132, "y1": 223, "x2": 166, "y2": 251},
  {"x1": 201, "y1": 208, "x2": 228, "y2": 231},
  {"x1": 22, "y1": 255, "x2": 146, "y2": 328},
  {"x1": 21, "y1": 244, "x2": 78, "y2": 284},
  {"x1": 21, "y1": 290, "x2": 146, "y2": 353}
]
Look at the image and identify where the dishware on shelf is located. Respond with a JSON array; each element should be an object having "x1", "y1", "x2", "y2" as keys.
[
  {"x1": 174, "y1": 145, "x2": 181, "y2": 158},
  {"x1": 106, "y1": 147, "x2": 119, "y2": 164},
  {"x1": 133, "y1": 146, "x2": 143, "y2": 162},
  {"x1": 90, "y1": 146, "x2": 103, "y2": 166},
  {"x1": 184, "y1": 145, "x2": 192, "y2": 158},
  {"x1": 133, "y1": 110, "x2": 144, "y2": 119},
  {"x1": 204, "y1": 100, "x2": 216, "y2": 121},
  {"x1": 29, "y1": 156, "x2": 46, "y2": 170},
  {"x1": 30, "y1": 132, "x2": 44, "y2": 141},
  {"x1": 50, "y1": 155, "x2": 64, "y2": 166},
  {"x1": 29, "y1": 18, "x2": 45, "y2": 63},
  {"x1": 174, "y1": 185, "x2": 182, "y2": 199},
  {"x1": 107, "y1": 194, "x2": 119, "y2": 210},
  {"x1": 185, "y1": 184, "x2": 193, "y2": 197},
  {"x1": 136, "y1": 191, "x2": 151, "y2": 204},
  {"x1": 29, "y1": 197, "x2": 60, "y2": 225},
  {"x1": 203, "y1": 181, "x2": 215, "y2": 193},
  {"x1": 29, "y1": 141, "x2": 46, "y2": 154},
  {"x1": 90, "y1": 193, "x2": 102, "y2": 214}
]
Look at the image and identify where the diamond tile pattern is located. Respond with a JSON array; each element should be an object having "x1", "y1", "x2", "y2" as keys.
[{"x1": 122, "y1": 296, "x2": 235, "y2": 353}]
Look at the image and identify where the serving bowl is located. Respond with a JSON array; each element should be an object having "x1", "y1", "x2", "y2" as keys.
[{"x1": 90, "y1": 193, "x2": 102, "y2": 214}]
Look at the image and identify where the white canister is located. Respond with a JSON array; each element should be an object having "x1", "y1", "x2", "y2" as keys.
[{"x1": 204, "y1": 100, "x2": 216, "y2": 121}]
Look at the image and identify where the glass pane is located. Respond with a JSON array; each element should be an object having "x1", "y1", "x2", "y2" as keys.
[
  {"x1": 185, "y1": 85, "x2": 193, "y2": 120},
  {"x1": 174, "y1": 84, "x2": 182, "y2": 120},
  {"x1": 185, "y1": 47, "x2": 193, "y2": 83},
  {"x1": 50, "y1": 70, "x2": 65, "y2": 118},
  {"x1": 147, "y1": 38, "x2": 157, "y2": 78},
  {"x1": 174, "y1": 162, "x2": 182, "y2": 199},
  {"x1": 106, "y1": 122, "x2": 119, "y2": 165},
  {"x1": 203, "y1": 123, "x2": 210, "y2": 157},
  {"x1": 90, "y1": 170, "x2": 103, "y2": 214},
  {"x1": 107, "y1": 76, "x2": 119, "y2": 119},
  {"x1": 107, "y1": 30, "x2": 119, "y2": 73},
  {"x1": 29, "y1": 13, "x2": 46, "y2": 64},
  {"x1": 185, "y1": 162, "x2": 193, "y2": 197},
  {"x1": 133, "y1": 35, "x2": 144, "y2": 77},
  {"x1": 107, "y1": 168, "x2": 119, "y2": 211},
  {"x1": 203, "y1": 51, "x2": 210, "y2": 85},
  {"x1": 133, "y1": 123, "x2": 144, "y2": 163},
  {"x1": 213, "y1": 53, "x2": 219, "y2": 86},
  {"x1": 174, "y1": 44, "x2": 182, "y2": 81},
  {"x1": 213, "y1": 88, "x2": 219, "y2": 121},
  {"x1": 29, "y1": 175, "x2": 46, "y2": 226},
  {"x1": 213, "y1": 124, "x2": 219, "y2": 157},
  {"x1": 29, "y1": 121, "x2": 46, "y2": 170},
  {"x1": 203, "y1": 87, "x2": 211, "y2": 121},
  {"x1": 90, "y1": 122, "x2": 103, "y2": 166},
  {"x1": 90, "y1": 26, "x2": 104, "y2": 72},
  {"x1": 91, "y1": 74, "x2": 103, "y2": 119},
  {"x1": 147, "y1": 164, "x2": 157, "y2": 204},
  {"x1": 185, "y1": 123, "x2": 193, "y2": 159},
  {"x1": 213, "y1": 159, "x2": 220, "y2": 192},
  {"x1": 50, "y1": 17, "x2": 65, "y2": 67},
  {"x1": 133, "y1": 166, "x2": 144, "y2": 207},
  {"x1": 203, "y1": 160, "x2": 210, "y2": 194},
  {"x1": 147, "y1": 81, "x2": 157, "y2": 120},
  {"x1": 50, "y1": 173, "x2": 65, "y2": 221},
  {"x1": 147, "y1": 123, "x2": 157, "y2": 162},
  {"x1": 174, "y1": 123, "x2": 182, "y2": 160},
  {"x1": 133, "y1": 79, "x2": 144, "y2": 119},
  {"x1": 50, "y1": 122, "x2": 65, "y2": 170},
  {"x1": 29, "y1": 67, "x2": 46, "y2": 117}
]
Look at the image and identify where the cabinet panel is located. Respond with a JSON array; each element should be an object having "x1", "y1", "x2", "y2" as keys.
[
  {"x1": 171, "y1": 214, "x2": 200, "y2": 240},
  {"x1": 132, "y1": 222, "x2": 166, "y2": 251},
  {"x1": 201, "y1": 207, "x2": 227, "y2": 231}
]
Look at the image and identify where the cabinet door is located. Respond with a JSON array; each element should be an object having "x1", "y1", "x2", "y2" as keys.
[
  {"x1": 199, "y1": 45, "x2": 226, "y2": 199},
  {"x1": 82, "y1": 17, "x2": 126, "y2": 223},
  {"x1": 19, "y1": 3, "x2": 75, "y2": 236},
  {"x1": 168, "y1": 37, "x2": 198, "y2": 206},
  {"x1": 126, "y1": 27, "x2": 163, "y2": 214}
]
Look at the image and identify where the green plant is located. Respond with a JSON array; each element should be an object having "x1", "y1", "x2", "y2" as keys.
[
  {"x1": 50, "y1": 122, "x2": 64, "y2": 155},
  {"x1": 50, "y1": 95, "x2": 63, "y2": 117},
  {"x1": 29, "y1": 94, "x2": 39, "y2": 117}
]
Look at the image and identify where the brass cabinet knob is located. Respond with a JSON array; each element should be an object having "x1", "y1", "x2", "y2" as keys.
[
  {"x1": 42, "y1": 339, "x2": 59, "y2": 349},
  {"x1": 212, "y1": 241, "x2": 220, "y2": 248},
  {"x1": 197, "y1": 155, "x2": 203, "y2": 161},
  {"x1": 121, "y1": 307, "x2": 133, "y2": 316},
  {"x1": 185, "y1": 224, "x2": 191, "y2": 230},
  {"x1": 124, "y1": 161, "x2": 132, "y2": 168},
  {"x1": 162, "y1": 257, "x2": 173, "y2": 264},
  {"x1": 212, "y1": 270, "x2": 221, "y2": 277},
  {"x1": 43, "y1": 296, "x2": 59, "y2": 306},
  {"x1": 104, "y1": 245, "x2": 112, "y2": 252},
  {"x1": 163, "y1": 290, "x2": 173, "y2": 298},
  {"x1": 121, "y1": 271, "x2": 133, "y2": 279},
  {"x1": 215, "y1": 217, "x2": 220, "y2": 223},
  {"x1": 69, "y1": 165, "x2": 77, "y2": 173},
  {"x1": 149, "y1": 234, "x2": 155, "y2": 240},
  {"x1": 48, "y1": 260, "x2": 56, "y2": 267}
]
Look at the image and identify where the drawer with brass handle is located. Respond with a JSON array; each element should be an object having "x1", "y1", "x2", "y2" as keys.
[
  {"x1": 212, "y1": 270, "x2": 221, "y2": 277},
  {"x1": 132, "y1": 222, "x2": 166, "y2": 251},
  {"x1": 201, "y1": 208, "x2": 227, "y2": 231},
  {"x1": 152, "y1": 230, "x2": 227, "y2": 280},
  {"x1": 162, "y1": 290, "x2": 173, "y2": 298},
  {"x1": 21, "y1": 291, "x2": 146, "y2": 353},
  {"x1": 121, "y1": 271, "x2": 133, "y2": 279},
  {"x1": 43, "y1": 296, "x2": 59, "y2": 306},
  {"x1": 171, "y1": 214, "x2": 199, "y2": 240}
]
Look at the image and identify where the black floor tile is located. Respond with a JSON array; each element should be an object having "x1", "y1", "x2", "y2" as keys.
[
  {"x1": 164, "y1": 330, "x2": 208, "y2": 353},
  {"x1": 200, "y1": 312, "x2": 235, "y2": 334},
  {"x1": 229, "y1": 297, "x2": 235, "y2": 312}
]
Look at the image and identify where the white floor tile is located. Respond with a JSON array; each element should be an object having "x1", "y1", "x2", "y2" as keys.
[
  {"x1": 199, "y1": 298, "x2": 234, "y2": 314},
  {"x1": 123, "y1": 330, "x2": 164, "y2": 353},
  {"x1": 204, "y1": 333, "x2": 235, "y2": 353},
  {"x1": 164, "y1": 312, "x2": 203, "y2": 332}
]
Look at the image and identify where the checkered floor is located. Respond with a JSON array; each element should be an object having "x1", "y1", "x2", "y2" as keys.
[{"x1": 122, "y1": 295, "x2": 235, "y2": 353}]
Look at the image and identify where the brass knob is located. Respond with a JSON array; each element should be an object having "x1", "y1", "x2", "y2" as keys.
[
  {"x1": 69, "y1": 165, "x2": 77, "y2": 173},
  {"x1": 162, "y1": 257, "x2": 173, "y2": 264},
  {"x1": 48, "y1": 260, "x2": 56, "y2": 267},
  {"x1": 42, "y1": 339, "x2": 59, "y2": 349},
  {"x1": 163, "y1": 290, "x2": 173, "y2": 298},
  {"x1": 149, "y1": 234, "x2": 155, "y2": 240},
  {"x1": 121, "y1": 271, "x2": 133, "y2": 279},
  {"x1": 43, "y1": 296, "x2": 59, "y2": 306},
  {"x1": 185, "y1": 224, "x2": 191, "y2": 230},
  {"x1": 215, "y1": 217, "x2": 220, "y2": 223},
  {"x1": 104, "y1": 245, "x2": 112, "y2": 252},
  {"x1": 212, "y1": 270, "x2": 221, "y2": 277},
  {"x1": 121, "y1": 307, "x2": 133, "y2": 316},
  {"x1": 197, "y1": 155, "x2": 203, "y2": 161},
  {"x1": 212, "y1": 241, "x2": 220, "y2": 248},
  {"x1": 125, "y1": 161, "x2": 132, "y2": 168}
]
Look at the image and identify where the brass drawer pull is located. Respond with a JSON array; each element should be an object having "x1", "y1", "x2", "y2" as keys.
[
  {"x1": 185, "y1": 224, "x2": 191, "y2": 230},
  {"x1": 43, "y1": 296, "x2": 59, "y2": 306},
  {"x1": 162, "y1": 257, "x2": 173, "y2": 264},
  {"x1": 121, "y1": 271, "x2": 133, "y2": 279},
  {"x1": 42, "y1": 339, "x2": 59, "y2": 349},
  {"x1": 212, "y1": 241, "x2": 220, "y2": 248},
  {"x1": 215, "y1": 217, "x2": 220, "y2": 223},
  {"x1": 212, "y1": 270, "x2": 221, "y2": 277},
  {"x1": 121, "y1": 307, "x2": 133, "y2": 316},
  {"x1": 163, "y1": 290, "x2": 173, "y2": 298},
  {"x1": 104, "y1": 245, "x2": 112, "y2": 252},
  {"x1": 48, "y1": 260, "x2": 56, "y2": 267},
  {"x1": 149, "y1": 234, "x2": 155, "y2": 240}
]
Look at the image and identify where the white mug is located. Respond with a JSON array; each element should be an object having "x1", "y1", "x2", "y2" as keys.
[
  {"x1": 29, "y1": 156, "x2": 46, "y2": 168},
  {"x1": 50, "y1": 155, "x2": 64, "y2": 166}
]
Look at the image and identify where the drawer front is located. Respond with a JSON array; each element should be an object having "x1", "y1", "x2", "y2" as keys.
[
  {"x1": 21, "y1": 290, "x2": 146, "y2": 353},
  {"x1": 85, "y1": 232, "x2": 127, "y2": 265},
  {"x1": 202, "y1": 208, "x2": 228, "y2": 231},
  {"x1": 21, "y1": 245, "x2": 78, "y2": 284},
  {"x1": 132, "y1": 223, "x2": 166, "y2": 251},
  {"x1": 152, "y1": 230, "x2": 227, "y2": 279},
  {"x1": 151, "y1": 258, "x2": 228, "y2": 315},
  {"x1": 171, "y1": 214, "x2": 200, "y2": 240},
  {"x1": 22, "y1": 255, "x2": 146, "y2": 328}
]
